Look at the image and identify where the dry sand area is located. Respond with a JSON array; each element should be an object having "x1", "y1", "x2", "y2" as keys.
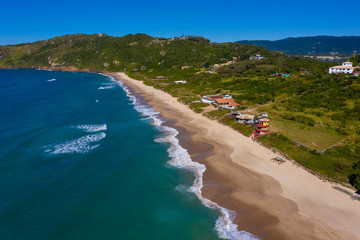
[{"x1": 110, "y1": 72, "x2": 360, "y2": 240}]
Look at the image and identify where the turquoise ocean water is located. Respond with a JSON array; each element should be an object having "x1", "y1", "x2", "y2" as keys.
[{"x1": 0, "y1": 69, "x2": 256, "y2": 240}]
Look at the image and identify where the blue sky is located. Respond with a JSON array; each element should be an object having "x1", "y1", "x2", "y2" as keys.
[{"x1": 1, "y1": 0, "x2": 359, "y2": 45}]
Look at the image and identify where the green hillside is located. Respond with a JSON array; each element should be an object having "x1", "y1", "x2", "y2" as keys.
[
  {"x1": 0, "y1": 33, "x2": 271, "y2": 71},
  {"x1": 237, "y1": 36, "x2": 360, "y2": 55}
]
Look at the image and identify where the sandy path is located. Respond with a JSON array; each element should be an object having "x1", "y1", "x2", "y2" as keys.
[{"x1": 110, "y1": 72, "x2": 360, "y2": 240}]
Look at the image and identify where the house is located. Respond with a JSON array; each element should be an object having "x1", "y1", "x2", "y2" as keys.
[
  {"x1": 256, "y1": 118, "x2": 270, "y2": 135},
  {"x1": 201, "y1": 95, "x2": 239, "y2": 109},
  {"x1": 250, "y1": 54, "x2": 264, "y2": 60},
  {"x1": 214, "y1": 98, "x2": 235, "y2": 105},
  {"x1": 214, "y1": 98, "x2": 239, "y2": 109},
  {"x1": 236, "y1": 114, "x2": 255, "y2": 124},
  {"x1": 329, "y1": 62, "x2": 355, "y2": 74},
  {"x1": 353, "y1": 70, "x2": 359, "y2": 77},
  {"x1": 174, "y1": 80, "x2": 187, "y2": 84},
  {"x1": 219, "y1": 102, "x2": 239, "y2": 110}
]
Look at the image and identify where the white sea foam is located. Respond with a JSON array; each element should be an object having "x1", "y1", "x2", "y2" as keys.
[
  {"x1": 72, "y1": 124, "x2": 107, "y2": 133},
  {"x1": 157, "y1": 126, "x2": 258, "y2": 240},
  {"x1": 101, "y1": 73, "x2": 258, "y2": 240},
  {"x1": 44, "y1": 132, "x2": 106, "y2": 155},
  {"x1": 98, "y1": 80, "x2": 119, "y2": 90},
  {"x1": 47, "y1": 78, "x2": 56, "y2": 82},
  {"x1": 98, "y1": 85, "x2": 115, "y2": 90}
]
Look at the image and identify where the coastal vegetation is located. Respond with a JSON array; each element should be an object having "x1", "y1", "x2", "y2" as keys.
[{"x1": 1, "y1": 33, "x2": 360, "y2": 190}]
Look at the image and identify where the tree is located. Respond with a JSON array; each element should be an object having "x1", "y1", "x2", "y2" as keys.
[
  {"x1": 349, "y1": 173, "x2": 360, "y2": 190},
  {"x1": 349, "y1": 161, "x2": 360, "y2": 190}
]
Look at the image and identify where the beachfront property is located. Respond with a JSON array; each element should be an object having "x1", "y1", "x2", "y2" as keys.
[
  {"x1": 329, "y1": 61, "x2": 355, "y2": 74},
  {"x1": 201, "y1": 94, "x2": 223, "y2": 104},
  {"x1": 215, "y1": 98, "x2": 238, "y2": 106},
  {"x1": 231, "y1": 111, "x2": 272, "y2": 136},
  {"x1": 236, "y1": 114, "x2": 255, "y2": 124},
  {"x1": 214, "y1": 97, "x2": 239, "y2": 110},
  {"x1": 201, "y1": 94, "x2": 239, "y2": 109},
  {"x1": 256, "y1": 118, "x2": 270, "y2": 135},
  {"x1": 250, "y1": 54, "x2": 264, "y2": 60}
]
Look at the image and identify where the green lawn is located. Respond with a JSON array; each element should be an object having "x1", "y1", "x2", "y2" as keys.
[{"x1": 270, "y1": 117, "x2": 343, "y2": 151}]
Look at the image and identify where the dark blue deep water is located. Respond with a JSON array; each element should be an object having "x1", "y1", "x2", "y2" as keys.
[{"x1": 0, "y1": 69, "x2": 223, "y2": 240}]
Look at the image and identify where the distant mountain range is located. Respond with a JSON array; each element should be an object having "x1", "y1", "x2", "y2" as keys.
[{"x1": 237, "y1": 36, "x2": 360, "y2": 56}]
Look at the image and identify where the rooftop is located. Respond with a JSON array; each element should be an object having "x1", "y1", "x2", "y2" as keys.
[
  {"x1": 236, "y1": 114, "x2": 254, "y2": 120},
  {"x1": 229, "y1": 102, "x2": 239, "y2": 106},
  {"x1": 330, "y1": 66, "x2": 354, "y2": 69},
  {"x1": 216, "y1": 98, "x2": 236, "y2": 104}
]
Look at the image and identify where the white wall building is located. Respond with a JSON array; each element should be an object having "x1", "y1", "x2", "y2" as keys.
[
  {"x1": 329, "y1": 62, "x2": 355, "y2": 74},
  {"x1": 250, "y1": 54, "x2": 264, "y2": 60}
]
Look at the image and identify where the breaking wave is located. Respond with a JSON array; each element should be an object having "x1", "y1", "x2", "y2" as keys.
[
  {"x1": 98, "y1": 82, "x2": 119, "y2": 90},
  {"x1": 72, "y1": 124, "x2": 107, "y2": 133},
  {"x1": 44, "y1": 132, "x2": 106, "y2": 155}
]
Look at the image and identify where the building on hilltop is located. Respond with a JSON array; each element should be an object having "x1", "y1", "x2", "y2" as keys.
[
  {"x1": 250, "y1": 54, "x2": 264, "y2": 60},
  {"x1": 329, "y1": 61, "x2": 355, "y2": 74}
]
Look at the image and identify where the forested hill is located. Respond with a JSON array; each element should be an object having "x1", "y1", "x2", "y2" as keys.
[
  {"x1": 0, "y1": 33, "x2": 272, "y2": 71},
  {"x1": 237, "y1": 36, "x2": 360, "y2": 55}
]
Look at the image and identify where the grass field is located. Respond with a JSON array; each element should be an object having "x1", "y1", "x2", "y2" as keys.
[
  {"x1": 270, "y1": 117, "x2": 343, "y2": 151},
  {"x1": 258, "y1": 133, "x2": 353, "y2": 183}
]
